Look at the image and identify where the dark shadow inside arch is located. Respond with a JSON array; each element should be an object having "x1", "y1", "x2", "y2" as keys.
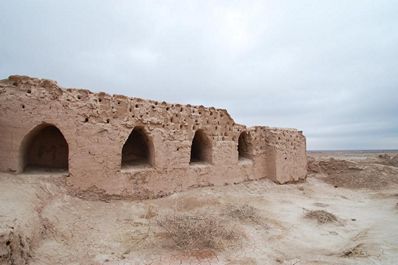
[
  {"x1": 21, "y1": 124, "x2": 69, "y2": 173},
  {"x1": 190, "y1": 129, "x2": 212, "y2": 164},
  {"x1": 122, "y1": 127, "x2": 153, "y2": 168},
  {"x1": 238, "y1": 131, "x2": 253, "y2": 161}
]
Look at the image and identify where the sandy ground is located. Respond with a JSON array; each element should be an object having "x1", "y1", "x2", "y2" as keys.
[{"x1": 1, "y1": 151, "x2": 398, "y2": 265}]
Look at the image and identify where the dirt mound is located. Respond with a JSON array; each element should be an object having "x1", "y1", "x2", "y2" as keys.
[
  {"x1": 309, "y1": 157, "x2": 398, "y2": 190},
  {"x1": 308, "y1": 157, "x2": 362, "y2": 175},
  {"x1": 377, "y1": 154, "x2": 398, "y2": 167}
]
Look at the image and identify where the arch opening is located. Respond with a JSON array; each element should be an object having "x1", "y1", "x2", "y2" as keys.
[
  {"x1": 238, "y1": 131, "x2": 252, "y2": 161},
  {"x1": 190, "y1": 129, "x2": 212, "y2": 164},
  {"x1": 21, "y1": 124, "x2": 69, "y2": 172},
  {"x1": 122, "y1": 127, "x2": 153, "y2": 168}
]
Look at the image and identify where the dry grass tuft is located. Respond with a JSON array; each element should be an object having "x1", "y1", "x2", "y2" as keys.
[
  {"x1": 341, "y1": 243, "x2": 368, "y2": 258},
  {"x1": 141, "y1": 205, "x2": 157, "y2": 219},
  {"x1": 157, "y1": 213, "x2": 241, "y2": 251},
  {"x1": 304, "y1": 210, "x2": 338, "y2": 224},
  {"x1": 225, "y1": 204, "x2": 262, "y2": 224}
]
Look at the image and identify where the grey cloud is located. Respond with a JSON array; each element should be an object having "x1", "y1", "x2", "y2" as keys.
[{"x1": 1, "y1": 0, "x2": 397, "y2": 150}]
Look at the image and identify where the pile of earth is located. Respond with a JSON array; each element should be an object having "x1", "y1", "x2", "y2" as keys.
[
  {"x1": 307, "y1": 155, "x2": 398, "y2": 190},
  {"x1": 376, "y1": 154, "x2": 398, "y2": 167}
]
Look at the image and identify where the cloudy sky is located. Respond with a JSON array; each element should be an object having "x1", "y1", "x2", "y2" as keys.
[{"x1": 1, "y1": 1, "x2": 397, "y2": 150}]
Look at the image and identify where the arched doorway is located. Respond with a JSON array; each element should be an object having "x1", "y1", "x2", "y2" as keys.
[
  {"x1": 21, "y1": 124, "x2": 69, "y2": 172},
  {"x1": 190, "y1": 129, "x2": 212, "y2": 164},
  {"x1": 121, "y1": 127, "x2": 153, "y2": 168}
]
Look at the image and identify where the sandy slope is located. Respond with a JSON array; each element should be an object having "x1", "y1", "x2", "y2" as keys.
[{"x1": 1, "y1": 152, "x2": 398, "y2": 265}]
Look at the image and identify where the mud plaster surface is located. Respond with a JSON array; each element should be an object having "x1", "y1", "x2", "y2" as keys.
[{"x1": 0, "y1": 75, "x2": 307, "y2": 200}]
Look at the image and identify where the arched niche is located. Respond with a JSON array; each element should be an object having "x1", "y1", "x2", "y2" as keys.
[
  {"x1": 20, "y1": 123, "x2": 69, "y2": 172},
  {"x1": 121, "y1": 127, "x2": 154, "y2": 168},
  {"x1": 190, "y1": 129, "x2": 212, "y2": 164},
  {"x1": 238, "y1": 131, "x2": 253, "y2": 161}
]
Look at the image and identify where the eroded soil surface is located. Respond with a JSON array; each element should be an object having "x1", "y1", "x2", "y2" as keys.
[{"x1": 1, "y1": 151, "x2": 398, "y2": 265}]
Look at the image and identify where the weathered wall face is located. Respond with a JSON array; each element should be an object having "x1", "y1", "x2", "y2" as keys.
[{"x1": 0, "y1": 75, "x2": 307, "y2": 199}]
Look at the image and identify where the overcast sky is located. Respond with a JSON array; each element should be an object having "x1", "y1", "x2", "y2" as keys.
[{"x1": 1, "y1": 1, "x2": 398, "y2": 150}]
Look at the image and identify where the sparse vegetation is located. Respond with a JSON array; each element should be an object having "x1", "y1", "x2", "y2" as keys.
[
  {"x1": 156, "y1": 213, "x2": 241, "y2": 251},
  {"x1": 304, "y1": 210, "x2": 338, "y2": 224},
  {"x1": 342, "y1": 243, "x2": 368, "y2": 258},
  {"x1": 141, "y1": 205, "x2": 157, "y2": 219},
  {"x1": 225, "y1": 204, "x2": 262, "y2": 224}
]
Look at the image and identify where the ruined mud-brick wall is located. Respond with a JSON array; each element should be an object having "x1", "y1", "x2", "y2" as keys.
[{"x1": 0, "y1": 76, "x2": 307, "y2": 199}]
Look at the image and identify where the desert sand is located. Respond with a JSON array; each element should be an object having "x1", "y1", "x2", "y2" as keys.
[{"x1": 1, "y1": 151, "x2": 398, "y2": 265}]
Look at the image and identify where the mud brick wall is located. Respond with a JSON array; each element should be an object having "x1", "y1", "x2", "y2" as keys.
[{"x1": 0, "y1": 76, "x2": 307, "y2": 199}]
